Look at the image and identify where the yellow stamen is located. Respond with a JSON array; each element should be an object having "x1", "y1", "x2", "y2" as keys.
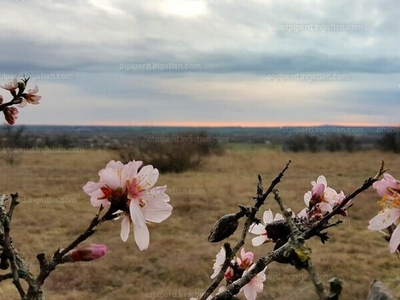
[{"x1": 378, "y1": 194, "x2": 400, "y2": 209}]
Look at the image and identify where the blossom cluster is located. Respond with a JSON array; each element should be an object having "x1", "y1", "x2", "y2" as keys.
[
  {"x1": 192, "y1": 248, "x2": 266, "y2": 300},
  {"x1": 249, "y1": 175, "x2": 348, "y2": 247},
  {"x1": 0, "y1": 78, "x2": 41, "y2": 125},
  {"x1": 368, "y1": 173, "x2": 400, "y2": 253},
  {"x1": 299, "y1": 175, "x2": 347, "y2": 221}
]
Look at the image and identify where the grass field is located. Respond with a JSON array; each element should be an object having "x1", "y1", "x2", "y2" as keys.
[{"x1": 1, "y1": 148, "x2": 400, "y2": 300}]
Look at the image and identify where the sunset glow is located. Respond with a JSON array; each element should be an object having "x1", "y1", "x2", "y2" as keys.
[{"x1": 83, "y1": 121, "x2": 399, "y2": 128}]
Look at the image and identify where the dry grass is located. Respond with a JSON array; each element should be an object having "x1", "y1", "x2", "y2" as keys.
[{"x1": 1, "y1": 148, "x2": 400, "y2": 300}]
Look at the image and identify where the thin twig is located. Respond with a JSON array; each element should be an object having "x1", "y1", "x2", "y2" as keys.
[{"x1": 7, "y1": 193, "x2": 19, "y2": 221}]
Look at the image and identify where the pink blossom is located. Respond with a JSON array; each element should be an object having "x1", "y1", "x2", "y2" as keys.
[
  {"x1": 238, "y1": 248, "x2": 254, "y2": 269},
  {"x1": 211, "y1": 247, "x2": 226, "y2": 279},
  {"x1": 19, "y1": 85, "x2": 41, "y2": 107},
  {"x1": 68, "y1": 244, "x2": 107, "y2": 262},
  {"x1": 298, "y1": 208, "x2": 309, "y2": 220},
  {"x1": 3, "y1": 106, "x2": 18, "y2": 125},
  {"x1": 369, "y1": 174, "x2": 400, "y2": 253},
  {"x1": 304, "y1": 175, "x2": 345, "y2": 213},
  {"x1": 241, "y1": 266, "x2": 267, "y2": 300},
  {"x1": 373, "y1": 173, "x2": 400, "y2": 198},
  {"x1": 83, "y1": 160, "x2": 172, "y2": 251},
  {"x1": 0, "y1": 78, "x2": 18, "y2": 93},
  {"x1": 249, "y1": 209, "x2": 284, "y2": 246},
  {"x1": 83, "y1": 160, "x2": 127, "y2": 207},
  {"x1": 368, "y1": 208, "x2": 400, "y2": 253}
]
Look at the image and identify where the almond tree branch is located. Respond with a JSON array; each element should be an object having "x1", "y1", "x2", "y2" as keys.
[
  {"x1": 33, "y1": 206, "x2": 105, "y2": 292},
  {"x1": 306, "y1": 160, "x2": 387, "y2": 240},
  {"x1": 0, "y1": 193, "x2": 107, "y2": 300},
  {"x1": 203, "y1": 161, "x2": 292, "y2": 299},
  {"x1": 208, "y1": 161, "x2": 384, "y2": 299},
  {"x1": 255, "y1": 160, "x2": 292, "y2": 209}
]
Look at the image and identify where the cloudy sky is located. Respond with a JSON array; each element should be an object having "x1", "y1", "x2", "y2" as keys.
[{"x1": 0, "y1": 0, "x2": 399, "y2": 126}]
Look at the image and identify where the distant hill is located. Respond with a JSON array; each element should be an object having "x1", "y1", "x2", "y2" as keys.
[
  {"x1": 1, "y1": 125, "x2": 397, "y2": 149},
  {"x1": 9, "y1": 124, "x2": 397, "y2": 137}
]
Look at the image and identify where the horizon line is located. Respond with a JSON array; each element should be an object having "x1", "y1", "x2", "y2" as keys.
[{"x1": 15, "y1": 121, "x2": 400, "y2": 128}]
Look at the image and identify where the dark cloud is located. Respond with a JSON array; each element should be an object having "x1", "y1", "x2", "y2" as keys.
[{"x1": 0, "y1": 0, "x2": 398, "y2": 125}]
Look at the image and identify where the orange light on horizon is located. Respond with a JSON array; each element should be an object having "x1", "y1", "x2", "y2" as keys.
[{"x1": 80, "y1": 121, "x2": 399, "y2": 127}]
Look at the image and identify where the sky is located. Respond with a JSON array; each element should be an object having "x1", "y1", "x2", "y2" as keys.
[{"x1": 0, "y1": 0, "x2": 399, "y2": 127}]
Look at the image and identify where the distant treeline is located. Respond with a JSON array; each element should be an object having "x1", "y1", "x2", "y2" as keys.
[
  {"x1": 0, "y1": 124, "x2": 398, "y2": 170},
  {"x1": 0, "y1": 125, "x2": 399, "y2": 153}
]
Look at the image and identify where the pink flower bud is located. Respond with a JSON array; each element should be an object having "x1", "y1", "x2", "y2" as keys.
[
  {"x1": 239, "y1": 248, "x2": 254, "y2": 269},
  {"x1": 69, "y1": 244, "x2": 107, "y2": 262},
  {"x1": 224, "y1": 266, "x2": 235, "y2": 280},
  {"x1": 3, "y1": 106, "x2": 19, "y2": 125}
]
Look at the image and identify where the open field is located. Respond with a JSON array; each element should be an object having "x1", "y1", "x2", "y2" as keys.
[{"x1": 1, "y1": 148, "x2": 400, "y2": 300}]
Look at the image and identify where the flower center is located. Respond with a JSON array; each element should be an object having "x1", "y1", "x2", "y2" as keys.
[
  {"x1": 378, "y1": 193, "x2": 400, "y2": 209},
  {"x1": 127, "y1": 178, "x2": 146, "y2": 208}
]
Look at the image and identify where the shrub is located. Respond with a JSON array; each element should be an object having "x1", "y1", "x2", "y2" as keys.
[
  {"x1": 0, "y1": 125, "x2": 28, "y2": 165},
  {"x1": 379, "y1": 132, "x2": 400, "y2": 153},
  {"x1": 115, "y1": 131, "x2": 224, "y2": 173},
  {"x1": 284, "y1": 135, "x2": 321, "y2": 152},
  {"x1": 325, "y1": 134, "x2": 358, "y2": 152}
]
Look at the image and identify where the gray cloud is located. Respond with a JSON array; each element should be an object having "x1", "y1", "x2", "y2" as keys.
[{"x1": 0, "y1": 0, "x2": 398, "y2": 125}]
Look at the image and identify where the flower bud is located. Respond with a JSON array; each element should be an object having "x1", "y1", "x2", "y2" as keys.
[
  {"x1": 17, "y1": 81, "x2": 26, "y2": 91},
  {"x1": 208, "y1": 213, "x2": 240, "y2": 242},
  {"x1": 3, "y1": 106, "x2": 19, "y2": 125},
  {"x1": 67, "y1": 244, "x2": 107, "y2": 262}
]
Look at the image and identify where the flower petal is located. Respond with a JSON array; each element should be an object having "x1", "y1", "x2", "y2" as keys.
[
  {"x1": 316, "y1": 175, "x2": 327, "y2": 187},
  {"x1": 120, "y1": 216, "x2": 130, "y2": 242},
  {"x1": 122, "y1": 160, "x2": 143, "y2": 183},
  {"x1": 105, "y1": 160, "x2": 124, "y2": 170},
  {"x1": 90, "y1": 197, "x2": 109, "y2": 207},
  {"x1": 312, "y1": 183, "x2": 325, "y2": 198},
  {"x1": 137, "y1": 165, "x2": 159, "y2": 189},
  {"x1": 18, "y1": 99, "x2": 28, "y2": 108},
  {"x1": 29, "y1": 85, "x2": 39, "y2": 94},
  {"x1": 390, "y1": 224, "x2": 400, "y2": 253},
  {"x1": 142, "y1": 187, "x2": 170, "y2": 203},
  {"x1": 129, "y1": 200, "x2": 146, "y2": 228},
  {"x1": 274, "y1": 213, "x2": 284, "y2": 221},
  {"x1": 249, "y1": 224, "x2": 266, "y2": 235},
  {"x1": 263, "y1": 209, "x2": 273, "y2": 224},
  {"x1": 142, "y1": 198, "x2": 172, "y2": 223},
  {"x1": 98, "y1": 168, "x2": 121, "y2": 190},
  {"x1": 368, "y1": 209, "x2": 398, "y2": 230},
  {"x1": 252, "y1": 235, "x2": 268, "y2": 247},
  {"x1": 243, "y1": 284, "x2": 257, "y2": 300},
  {"x1": 148, "y1": 185, "x2": 169, "y2": 202},
  {"x1": 83, "y1": 181, "x2": 104, "y2": 194},
  {"x1": 298, "y1": 208, "x2": 309, "y2": 219},
  {"x1": 318, "y1": 202, "x2": 333, "y2": 213},
  {"x1": 304, "y1": 192, "x2": 311, "y2": 206},
  {"x1": 134, "y1": 222, "x2": 150, "y2": 250}
]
